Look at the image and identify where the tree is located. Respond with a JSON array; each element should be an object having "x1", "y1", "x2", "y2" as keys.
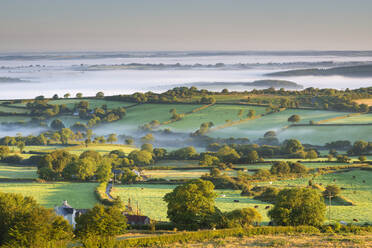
[
  {"x1": 16, "y1": 141, "x2": 25, "y2": 153},
  {"x1": 107, "y1": 133, "x2": 118, "y2": 144},
  {"x1": 141, "y1": 133, "x2": 154, "y2": 143},
  {"x1": 164, "y1": 179, "x2": 217, "y2": 229},
  {"x1": 64, "y1": 93, "x2": 70, "y2": 99},
  {"x1": 199, "y1": 154, "x2": 220, "y2": 167},
  {"x1": 96, "y1": 159, "x2": 113, "y2": 183},
  {"x1": 247, "y1": 109, "x2": 256, "y2": 118},
  {"x1": 270, "y1": 161, "x2": 290, "y2": 175},
  {"x1": 0, "y1": 192, "x2": 72, "y2": 247},
  {"x1": 245, "y1": 150, "x2": 259, "y2": 164},
  {"x1": 323, "y1": 185, "x2": 341, "y2": 198},
  {"x1": 38, "y1": 150, "x2": 76, "y2": 180},
  {"x1": 268, "y1": 188, "x2": 326, "y2": 226},
  {"x1": 288, "y1": 114, "x2": 300, "y2": 123},
  {"x1": 359, "y1": 155, "x2": 367, "y2": 162},
  {"x1": 225, "y1": 208, "x2": 262, "y2": 228},
  {"x1": 217, "y1": 145, "x2": 240, "y2": 163},
  {"x1": 281, "y1": 139, "x2": 304, "y2": 155},
  {"x1": 306, "y1": 150, "x2": 318, "y2": 159},
  {"x1": 75, "y1": 204, "x2": 127, "y2": 238},
  {"x1": 121, "y1": 168, "x2": 139, "y2": 184},
  {"x1": 60, "y1": 128, "x2": 74, "y2": 145},
  {"x1": 141, "y1": 143, "x2": 153, "y2": 152},
  {"x1": 76, "y1": 92, "x2": 83, "y2": 98},
  {"x1": 96, "y1": 92, "x2": 104, "y2": 98},
  {"x1": 125, "y1": 138, "x2": 134, "y2": 145},
  {"x1": 0, "y1": 146, "x2": 10, "y2": 159},
  {"x1": 50, "y1": 119, "x2": 65, "y2": 130},
  {"x1": 76, "y1": 158, "x2": 97, "y2": 181},
  {"x1": 128, "y1": 150, "x2": 153, "y2": 165},
  {"x1": 351, "y1": 140, "x2": 368, "y2": 155}
]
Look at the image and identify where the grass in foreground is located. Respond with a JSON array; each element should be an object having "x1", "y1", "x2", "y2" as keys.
[
  {"x1": 167, "y1": 234, "x2": 372, "y2": 248},
  {"x1": 0, "y1": 182, "x2": 98, "y2": 209}
]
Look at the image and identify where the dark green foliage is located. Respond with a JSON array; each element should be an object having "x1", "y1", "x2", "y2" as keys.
[
  {"x1": 268, "y1": 188, "x2": 326, "y2": 226},
  {"x1": 37, "y1": 150, "x2": 77, "y2": 180},
  {"x1": 224, "y1": 208, "x2": 262, "y2": 228},
  {"x1": 75, "y1": 204, "x2": 127, "y2": 238},
  {"x1": 50, "y1": 119, "x2": 65, "y2": 130},
  {"x1": 0, "y1": 192, "x2": 72, "y2": 247},
  {"x1": 164, "y1": 179, "x2": 217, "y2": 229}
]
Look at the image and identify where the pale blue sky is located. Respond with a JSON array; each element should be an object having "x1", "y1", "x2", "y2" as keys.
[{"x1": 1, "y1": 0, "x2": 372, "y2": 51}]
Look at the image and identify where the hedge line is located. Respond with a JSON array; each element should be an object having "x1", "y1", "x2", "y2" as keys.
[
  {"x1": 94, "y1": 182, "x2": 114, "y2": 206},
  {"x1": 115, "y1": 226, "x2": 319, "y2": 247}
]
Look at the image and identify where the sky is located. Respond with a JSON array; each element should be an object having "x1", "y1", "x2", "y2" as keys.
[{"x1": 1, "y1": 0, "x2": 372, "y2": 52}]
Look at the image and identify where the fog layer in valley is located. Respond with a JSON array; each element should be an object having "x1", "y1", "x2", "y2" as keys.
[{"x1": 0, "y1": 51, "x2": 372, "y2": 99}]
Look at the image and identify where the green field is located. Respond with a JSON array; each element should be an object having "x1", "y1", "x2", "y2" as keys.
[
  {"x1": 209, "y1": 109, "x2": 348, "y2": 142},
  {"x1": 278, "y1": 125, "x2": 372, "y2": 145},
  {"x1": 255, "y1": 169, "x2": 372, "y2": 224},
  {"x1": 93, "y1": 103, "x2": 202, "y2": 135},
  {"x1": 0, "y1": 163, "x2": 37, "y2": 179},
  {"x1": 164, "y1": 105, "x2": 267, "y2": 131},
  {"x1": 142, "y1": 169, "x2": 237, "y2": 179},
  {"x1": 0, "y1": 182, "x2": 98, "y2": 209},
  {"x1": 112, "y1": 184, "x2": 270, "y2": 222},
  {"x1": 65, "y1": 144, "x2": 137, "y2": 155},
  {"x1": 150, "y1": 160, "x2": 200, "y2": 168},
  {"x1": 327, "y1": 114, "x2": 372, "y2": 124},
  {"x1": 0, "y1": 105, "x2": 29, "y2": 114},
  {"x1": 0, "y1": 115, "x2": 31, "y2": 123}
]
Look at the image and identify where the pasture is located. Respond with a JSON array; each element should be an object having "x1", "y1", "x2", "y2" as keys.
[
  {"x1": 141, "y1": 169, "x2": 237, "y2": 179},
  {"x1": 0, "y1": 163, "x2": 37, "y2": 179},
  {"x1": 0, "y1": 105, "x2": 29, "y2": 114},
  {"x1": 93, "y1": 103, "x2": 202, "y2": 135},
  {"x1": 0, "y1": 115, "x2": 31, "y2": 123},
  {"x1": 209, "y1": 109, "x2": 348, "y2": 142},
  {"x1": 0, "y1": 182, "x2": 98, "y2": 209},
  {"x1": 111, "y1": 184, "x2": 271, "y2": 222},
  {"x1": 256, "y1": 168, "x2": 372, "y2": 224},
  {"x1": 278, "y1": 125, "x2": 372, "y2": 145},
  {"x1": 164, "y1": 104, "x2": 267, "y2": 132},
  {"x1": 326, "y1": 113, "x2": 372, "y2": 124}
]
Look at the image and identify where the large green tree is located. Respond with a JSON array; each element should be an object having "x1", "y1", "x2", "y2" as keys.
[
  {"x1": 268, "y1": 188, "x2": 326, "y2": 226},
  {"x1": 164, "y1": 179, "x2": 217, "y2": 229},
  {"x1": 0, "y1": 192, "x2": 72, "y2": 247}
]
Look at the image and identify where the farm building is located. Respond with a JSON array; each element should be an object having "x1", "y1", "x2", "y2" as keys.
[
  {"x1": 125, "y1": 214, "x2": 150, "y2": 225},
  {"x1": 54, "y1": 200, "x2": 88, "y2": 228}
]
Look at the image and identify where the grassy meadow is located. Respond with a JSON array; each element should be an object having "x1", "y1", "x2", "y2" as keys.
[
  {"x1": 255, "y1": 169, "x2": 372, "y2": 224},
  {"x1": 164, "y1": 105, "x2": 267, "y2": 131},
  {"x1": 209, "y1": 109, "x2": 349, "y2": 141},
  {"x1": 0, "y1": 182, "x2": 98, "y2": 208},
  {"x1": 112, "y1": 184, "x2": 271, "y2": 222},
  {"x1": 0, "y1": 163, "x2": 37, "y2": 179}
]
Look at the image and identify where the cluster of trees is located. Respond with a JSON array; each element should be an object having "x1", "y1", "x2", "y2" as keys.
[
  {"x1": 164, "y1": 179, "x2": 261, "y2": 230},
  {"x1": 37, "y1": 150, "x2": 112, "y2": 181},
  {"x1": 72, "y1": 100, "x2": 126, "y2": 128},
  {"x1": 107, "y1": 87, "x2": 213, "y2": 103},
  {"x1": 164, "y1": 179, "x2": 326, "y2": 230},
  {"x1": 26, "y1": 99, "x2": 70, "y2": 117}
]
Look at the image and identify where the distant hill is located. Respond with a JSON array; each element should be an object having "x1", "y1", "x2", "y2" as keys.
[
  {"x1": 0, "y1": 77, "x2": 28, "y2": 83},
  {"x1": 188, "y1": 79, "x2": 303, "y2": 89},
  {"x1": 267, "y1": 64, "x2": 372, "y2": 77}
]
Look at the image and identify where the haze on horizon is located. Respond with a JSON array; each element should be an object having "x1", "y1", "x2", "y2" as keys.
[{"x1": 1, "y1": 0, "x2": 372, "y2": 52}]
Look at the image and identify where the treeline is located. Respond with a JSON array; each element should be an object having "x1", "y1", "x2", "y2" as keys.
[{"x1": 105, "y1": 86, "x2": 372, "y2": 113}]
